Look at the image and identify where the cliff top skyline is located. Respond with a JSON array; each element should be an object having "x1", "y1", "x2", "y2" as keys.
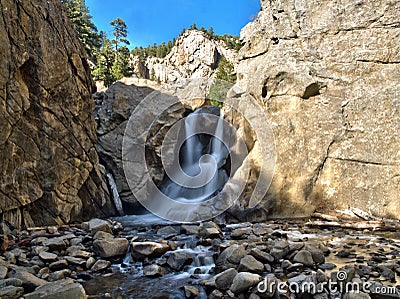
[{"x1": 86, "y1": 0, "x2": 261, "y2": 48}]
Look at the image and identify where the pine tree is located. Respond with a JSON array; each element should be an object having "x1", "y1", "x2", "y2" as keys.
[
  {"x1": 92, "y1": 38, "x2": 115, "y2": 87},
  {"x1": 216, "y1": 56, "x2": 236, "y2": 83},
  {"x1": 60, "y1": 0, "x2": 101, "y2": 61},
  {"x1": 110, "y1": 17, "x2": 130, "y2": 60}
]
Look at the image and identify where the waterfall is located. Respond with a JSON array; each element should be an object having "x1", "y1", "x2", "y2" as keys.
[
  {"x1": 106, "y1": 172, "x2": 125, "y2": 216},
  {"x1": 161, "y1": 107, "x2": 229, "y2": 203}
]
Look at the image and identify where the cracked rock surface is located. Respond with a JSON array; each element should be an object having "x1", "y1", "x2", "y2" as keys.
[
  {"x1": 0, "y1": 0, "x2": 115, "y2": 228},
  {"x1": 236, "y1": 0, "x2": 400, "y2": 219}
]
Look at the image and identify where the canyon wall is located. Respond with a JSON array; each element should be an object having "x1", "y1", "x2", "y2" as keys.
[
  {"x1": 237, "y1": 0, "x2": 400, "y2": 218},
  {"x1": 0, "y1": 0, "x2": 116, "y2": 228}
]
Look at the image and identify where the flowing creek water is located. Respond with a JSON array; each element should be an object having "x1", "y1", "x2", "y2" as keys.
[{"x1": 82, "y1": 215, "x2": 400, "y2": 298}]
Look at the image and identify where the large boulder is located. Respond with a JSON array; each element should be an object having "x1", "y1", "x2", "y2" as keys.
[
  {"x1": 0, "y1": 0, "x2": 115, "y2": 228},
  {"x1": 236, "y1": 0, "x2": 400, "y2": 219}
]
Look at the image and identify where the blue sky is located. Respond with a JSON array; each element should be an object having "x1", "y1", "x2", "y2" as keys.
[{"x1": 86, "y1": 0, "x2": 261, "y2": 48}]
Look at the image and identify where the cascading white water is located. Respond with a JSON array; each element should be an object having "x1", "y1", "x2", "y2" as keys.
[
  {"x1": 161, "y1": 107, "x2": 229, "y2": 203},
  {"x1": 106, "y1": 172, "x2": 125, "y2": 216}
]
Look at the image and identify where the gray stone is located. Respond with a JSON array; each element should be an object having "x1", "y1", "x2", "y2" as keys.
[
  {"x1": 167, "y1": 252, "x2": 193, "y2": 271},
  {"x1": 82, "y1": 218, "x2": 113, "y2": 234},
  {"x1": 8, "y1": 270, "x2": 47, "y2": 292},
  {"x1": 250, "y1": 248, "x2": 274, "y2": 264},
  {"x1": 143, "y1": 264, "x2": 167, "y2": 277},
  {"x1": 183, "y1": 285, "x2": 199, "y2": 298},
  {"x1": 48, "y1": 269, "x2": 71, "y2": 282},
  {"x1": 38, "y1": 252, "x2": 58, "y2": 262},
  {"x1": 93, "y1": 238, "x2": 128, "y2": 258},
  {"x1": 293, "y1": 250, "x2": 314, "y2": 267},
  {"x1": 0, "y1": 285, "x2": 24, "y2": 299},
  {"x1": 130, "y1": 242, "x2": 170, "y2": 259},
  {"x1": 24, "y1": 279, "x2": 86, "y2": 299},
  {"x1": 49, "y1": 260, "x2": 68, "y2": 271},
  {"x1": 216, "y1": 245, "x2": 247, "y2": 271},
  {"x1": 238, "y1": 255, "x2": 264, "y2": 274},
  {"x1": 93, "y1": 231, "x2": 114, "y2": 239},
  {"x1": 0, "y1": 265, "x2": 8, "y2": 279},
  {"x1": 214, "y1": 268, "x2": 238, "y2": 291},
  {"x1": 91, "y1": 260, "x2": 111, "y2": 272},
  {"x1": 230, "y1": 272, "x2": 261, "y2": 294}
]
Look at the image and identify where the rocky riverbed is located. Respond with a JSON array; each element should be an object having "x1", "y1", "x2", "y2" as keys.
[{"x1": 1, "y1": 216, "x2": 400, "y2": 299}]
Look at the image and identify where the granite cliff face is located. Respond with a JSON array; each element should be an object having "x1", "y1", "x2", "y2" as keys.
[
  {"x1": 0, "y1": 0, "x2": 115, "y2": 228},
  {"x1": 130, "y1": 30, "x2": 238, "y2": 83},
  {"x1": 236, "y1": 0, "x2": 400, "y2": 218}
]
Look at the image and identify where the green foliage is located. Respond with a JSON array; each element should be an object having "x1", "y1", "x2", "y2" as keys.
[
  {"x1": 209, "y1": 79, "x2": 232, "y2": 108},
  {"x1": 131, "y1": 40, "x2": 175, "y2": 60},
  {"x1": 110, "y1": 17, "x2": 130, "y2": 60},
  {"x1": 92, "y1": 32, "x2": 132, "y2": 87},
  {"x1": 92, "y1": 38, "x2": 115, "y2": 87},
  {"x1": 60, "y1": 0, "x2": 101, "y2": 60},
  {"x1": 216, "y1": 56, "x2": 236, "y2": 83}
]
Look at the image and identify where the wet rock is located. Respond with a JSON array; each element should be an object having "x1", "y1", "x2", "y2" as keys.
[
  {"x1": 230, "y1": 272, "x2": 261, "y2": 294},
  {"x1": 0, "y1": 285, "x2": 24, "y2": 299},
  {"x1": 8, "y1": 270, "x2": 47, "y2": 292},
  {"x1": 343, "y1": 292, "x2": 371, "y2": 299},
  {"x1": 231, "y1": 227, "x2": 253, "y2": 239},
  {"x1": 199, "y1": 222, "x2": 221, "y2": 238},
  {"x1": 316, "y1": 269, "x2": 329, "y2": 283},
  {"x1": 181, "y1": 225, "x2": 200, "y2": 235},
  {"x1": 319, "y1": 263, "x2": 336, "y2": 270},
  {"x1": 336, "y1": 250, "x2": 352, "y2": 258},
  {"x1": 49, "y1": 260, "x2": 68, "y2": 272},
  {"x1": 293, "y1": 250, "x2": 314, "y2": 267},
  {"x1": 93, "y1": 238, "x2": 128, "y2": 258},
  {"x1": 216, "y1": 245, "x2": 247, "y2": 271},
  {"x1": 130, "y1": 242, "x2": 170, "y2": 259},
  {"x1": 70, "y1": 237, "x2": 84, "y2": 246},
  {"x1": 157, "y1": 226, "x2": 179, "y2": 239},
  {"x1": 250, "y1": 248, "x2": 274, "y2": 264},
  {"x1": 270, "y1": 241, "x2": 289, "y2": 261},
  {"x1": 43, "y1": 238, "x2": 67, "y2": 251},
  {"x1": 214, "y1": 268, "x2": 238, "y2": 290},
  {"x1": 381, "y1": 268, "x2": 396, "y2": 282},
  {"x1": 167, "y1": 252, "x2": 194, "y2": 271},
  {"x1": 0, "y1": 265, "x2": 8, "y2": 279},
  {"x1": 84, "y1": 257, "x2": 95, "y2": 270},
  {"x1": 38, "y1": 252, "x2": 58, "y2": 263},
  {"x1": 238, "y1": 255, "x2": 264, "y2": 274},
  {"x1": 24, "y1": 279, "x2": 86, "y2": 299},
  {"x1": 66, "y1": 246, "x2": 91, "y2": 259},
  {"x1": 64, "y1": 257, "x2": 86, "y2": 267},
  {"x1": 183, "y1": 285, "x2": 199, "y2": 298},
  {"x1": 48, "y1": 269, "x2": 71, "y2": 282},
  {"x1": 82, "y1": 219, "x2": 113, "y2": 234},
  {"x1": 93, "y1": 231, "x2": 114, "y2": 240},
  {"x1": 91, "y1": 260, "x2": 111, "y2": 272},
  {"x1": 143, "y1": 264, "x2": 167, "y2": 277},
  {"x1": 306, "y1": 246, "x2": 325, "y2": 264},
  {"x1": 209, "y1": 289, "x2": 224, "y2": 299}
]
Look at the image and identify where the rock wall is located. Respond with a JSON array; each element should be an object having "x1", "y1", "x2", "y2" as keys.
[
  {"x1": 130, "y1": 30, "x2": 238, "y2": 83},
  {"x1": 0, "y1": 0, "x2": 116, "y2": 228},
  {"x1": 237, "y1": 0, "x2": 400, "y2": 218}
]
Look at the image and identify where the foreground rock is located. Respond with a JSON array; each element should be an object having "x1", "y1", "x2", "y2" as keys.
[
  {"x1": 24, "y1": 279, "x2": 86, "y2": 299},
  {"x1": 0, "y1": 0, "x2": 115, "y2": 228},
  {"x1": 93, "y1": 238, "x2": 128, "y2": 258}
]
